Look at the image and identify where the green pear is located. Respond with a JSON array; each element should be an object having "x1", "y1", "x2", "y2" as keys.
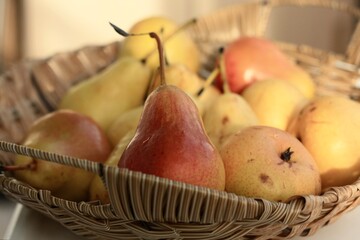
[
  {"x1": 287, "y1": 96, "x2": 360, "y2": 189},
  {"x1": 89, "y1": 129, "x2": 135, "y2": 204},
  {"x1": 59, "y1": 56, "x2": 151, "y2": 131},
  {"x1": 203, "y1": 92, "x2": 259, "y2": 148},
  {"x1": 13, "y1": 110, "x2": 112, "y2": 202}
]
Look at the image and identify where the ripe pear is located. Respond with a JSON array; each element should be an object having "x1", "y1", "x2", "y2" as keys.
[
  {"x1": 106, "y1": 106, "x2": 144, "y2": 146},
  {"x1": 89, "y1": 129, "x2": 135, "y2": 204},
  {"x1": 13, "y1": 110, "x2": 112, "y2": 202},
  {"x1": 241, "y1": 79, "x2": 308, "y2": 131},
  {"x1": 203, "y1": 92, "x2": 259, "y2": 148},
  {"x1": 220, "y1": 126, "x2": 321, "y2": 202},
  {"x1": 59, "y1": 56, "x2": 151, "y2": 131},
  {"x1": 287, "y1": 96, "x2": 360, "y2": 189},
  {"x1": 120, "y1": 16, "x2": 200, "y2": 73},
  {"x1": 216, "y1": 36, "x2": 315, "y2": 99},
  {"x1": 119, "y1": 84, "x2": 225, "y2": 191}
]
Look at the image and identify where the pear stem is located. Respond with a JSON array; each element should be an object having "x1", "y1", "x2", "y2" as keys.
[
  {"x1": 280, "y1": 147, "x2": 294, "y2": 162},
  {"x1": 109, "y1": 22, "x2": 166, "y2": 86},
  {"x1": 217, "y1": 47, "x2": 231, "y2": 94},
  {"x1": 149, "y1": 32, "x2": 166, "y2": 86},
  {"x1": 196, "y1": 67, "x2": 219, "y2": 96}
]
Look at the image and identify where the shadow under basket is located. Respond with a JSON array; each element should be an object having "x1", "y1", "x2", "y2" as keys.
[{"x1": 2, "y1": 0, "x2": 360, "y2": 239}]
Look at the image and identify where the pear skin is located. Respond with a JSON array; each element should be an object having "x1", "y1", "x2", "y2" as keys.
[
  {"x1": 119, "y1": 85, "x2": 225, "y2": 191},
  {"x1": 14, "y1": 110, "x2": 112, "y2": 202},
  {"x1": 241, "y1": 79, "x2": 308, "y2": 131},
  {"x1": 287, "y1": 96, "x2": 360, "y2": 189},
  {"x1": 150, "y1": 64, "x2": 203, "y2": 95},
  {"x1": 203, "y1": 92, "x2": 258, "y2": 148},
  {"x1": 149, "y1": 63, "x2": 219, "y2": 116},
  {"x1": 217, "y1": 36, "x2": 315, "y2": 99},
  {"x1": 107, "y1": 106, "x2": 143, "y2": 146},
  {"x1": 220, "y1": 126, "x2": 321, "y2": 202},
  {"x1": 150, "y1": 64, "x2": 220, "y2": 115},
  {"x1": 59, "y1": 56, "x2": 151, "y2": 131}
]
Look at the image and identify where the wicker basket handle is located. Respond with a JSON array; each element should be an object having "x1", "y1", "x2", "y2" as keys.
[
  {"x1": 0, "y1": 140, "x2": 101, "y2": 174},
  {"x1": 269, "y1": 0, "x2": 360, "y2": 62}
]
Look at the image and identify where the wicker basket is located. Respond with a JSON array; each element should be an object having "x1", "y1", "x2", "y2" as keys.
[{"x1": 1, "y1": 0, "x2": 360, "y2": 239}]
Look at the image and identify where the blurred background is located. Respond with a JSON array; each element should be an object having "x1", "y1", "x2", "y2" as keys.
[{"x1": 0, "y1": 0, "x2": 359, "y2": 73}]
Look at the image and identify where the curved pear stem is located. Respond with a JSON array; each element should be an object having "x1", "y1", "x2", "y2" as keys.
[
  {"x1": 196, "y1": 67, "x2": 219, "y2": 97},
  {"x1": 149, "y1": 32, "x2": 166, "y2": 86},
  {"x1": 109, "y1": 22, "x2": 166, "y2": 85}
]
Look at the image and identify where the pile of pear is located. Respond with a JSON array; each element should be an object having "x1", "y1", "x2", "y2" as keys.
[{"x1": 10, "y1": 16, "x2": 360, "y2": 205}]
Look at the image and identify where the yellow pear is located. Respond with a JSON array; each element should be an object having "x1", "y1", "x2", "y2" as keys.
[
  {"x1": 203, "y1": 92, "x2": 258, "y2": 148},
  {"x1": 241, "y1": 79, "x2": 308, "y2": 131},
  {"x1": 195, "y1": 84, "x2": 221, "y2": 117},
  {"x1": 220, "y1": 126, "x2": 321, "y2": 202},
  {"x1": 89, "y1": 129, "x2": 136, "y2": 204},
  {"x1": 150, "y1": 63, "x2": 203, "y2": 94},
  {"x1": 107, "y1": 105, "x2": 144, "y2": 146},
  {"x1": 120, "y1": 16, "x2": 200, "y2": 73},
  {"x1": 150, "y1": 63, "x2": 220, "y2": 116},
  {"x1": 287, "y1": 96, "x2": 360, "y2": 189},
  {"x1": 59, "y1": 56, "x2": 151, "y2": 131}
]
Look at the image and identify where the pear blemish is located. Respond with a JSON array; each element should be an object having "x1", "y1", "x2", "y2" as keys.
[{"x1": 280, "y1": 147, "x2": 295, "y2": 167}]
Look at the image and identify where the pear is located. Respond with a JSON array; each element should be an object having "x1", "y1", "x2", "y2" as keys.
[
  {"x1": 287, "y1": 96, "x2": 360, "y2": 189},
  {"x1": 111, "y1": 23, "x2": 225, "y2": 191},
  {"x1": 119, "y1": 84, "x2": 225, "y2": 190},
  {"x1": 13, "y1": 110, "x2": 112, "y2": 202},
  {"x1": 106, "y1": 106, "x2": 144, "y2": 146},
  {"x1": 195, "y1": 84, "x2": 221, "y2": 116},
  {"x1": 89, "y1": 129, "x2": 135, "y2": 204},
  {"x1": 58, "y1": 56, "x2": 151, "y2": 131},
  {"x1": 241, "y1": 79, "x2": 308, "y2": 131},
  {"x1": 203, "y1": 91, "x2": 259, "y2": 148},
  {"x1": 216, "y1": 36, "x2": 315, "y2": 99},
  {"x1": 220, "y1": 126, "x2": 321, "y2": 202},
  {"x1": 120, "y1": 16, "x2": 200, "y2": 73}
]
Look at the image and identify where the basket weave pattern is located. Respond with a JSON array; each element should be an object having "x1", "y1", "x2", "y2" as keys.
[{"x1": 1, "y1": 0, "x2": 360, "y2": 239}]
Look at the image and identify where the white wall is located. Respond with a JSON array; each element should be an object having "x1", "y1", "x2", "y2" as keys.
[
  {"x1": 22, "y1": 0, "x2": 358, "y2": 59},
  {"x1": 22, "y1": 0, "x2": 242, "y2": 59}
]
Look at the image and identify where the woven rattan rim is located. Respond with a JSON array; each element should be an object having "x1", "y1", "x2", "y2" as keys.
[{"x1": 1, "y1": 0, "x2": 360, "y2": 239}]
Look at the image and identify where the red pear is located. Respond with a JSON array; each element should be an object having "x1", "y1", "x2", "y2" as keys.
[
  {"x1": 216, "y1": 36, "x2": 315, "y2": 99},
  {"x1": 119, "y1": 84, "x2": 225, "y2": 191}
]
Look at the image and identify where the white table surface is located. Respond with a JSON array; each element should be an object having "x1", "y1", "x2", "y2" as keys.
[{"x1": 2, "y1": 197, "x2": 360, "y2": 240}]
